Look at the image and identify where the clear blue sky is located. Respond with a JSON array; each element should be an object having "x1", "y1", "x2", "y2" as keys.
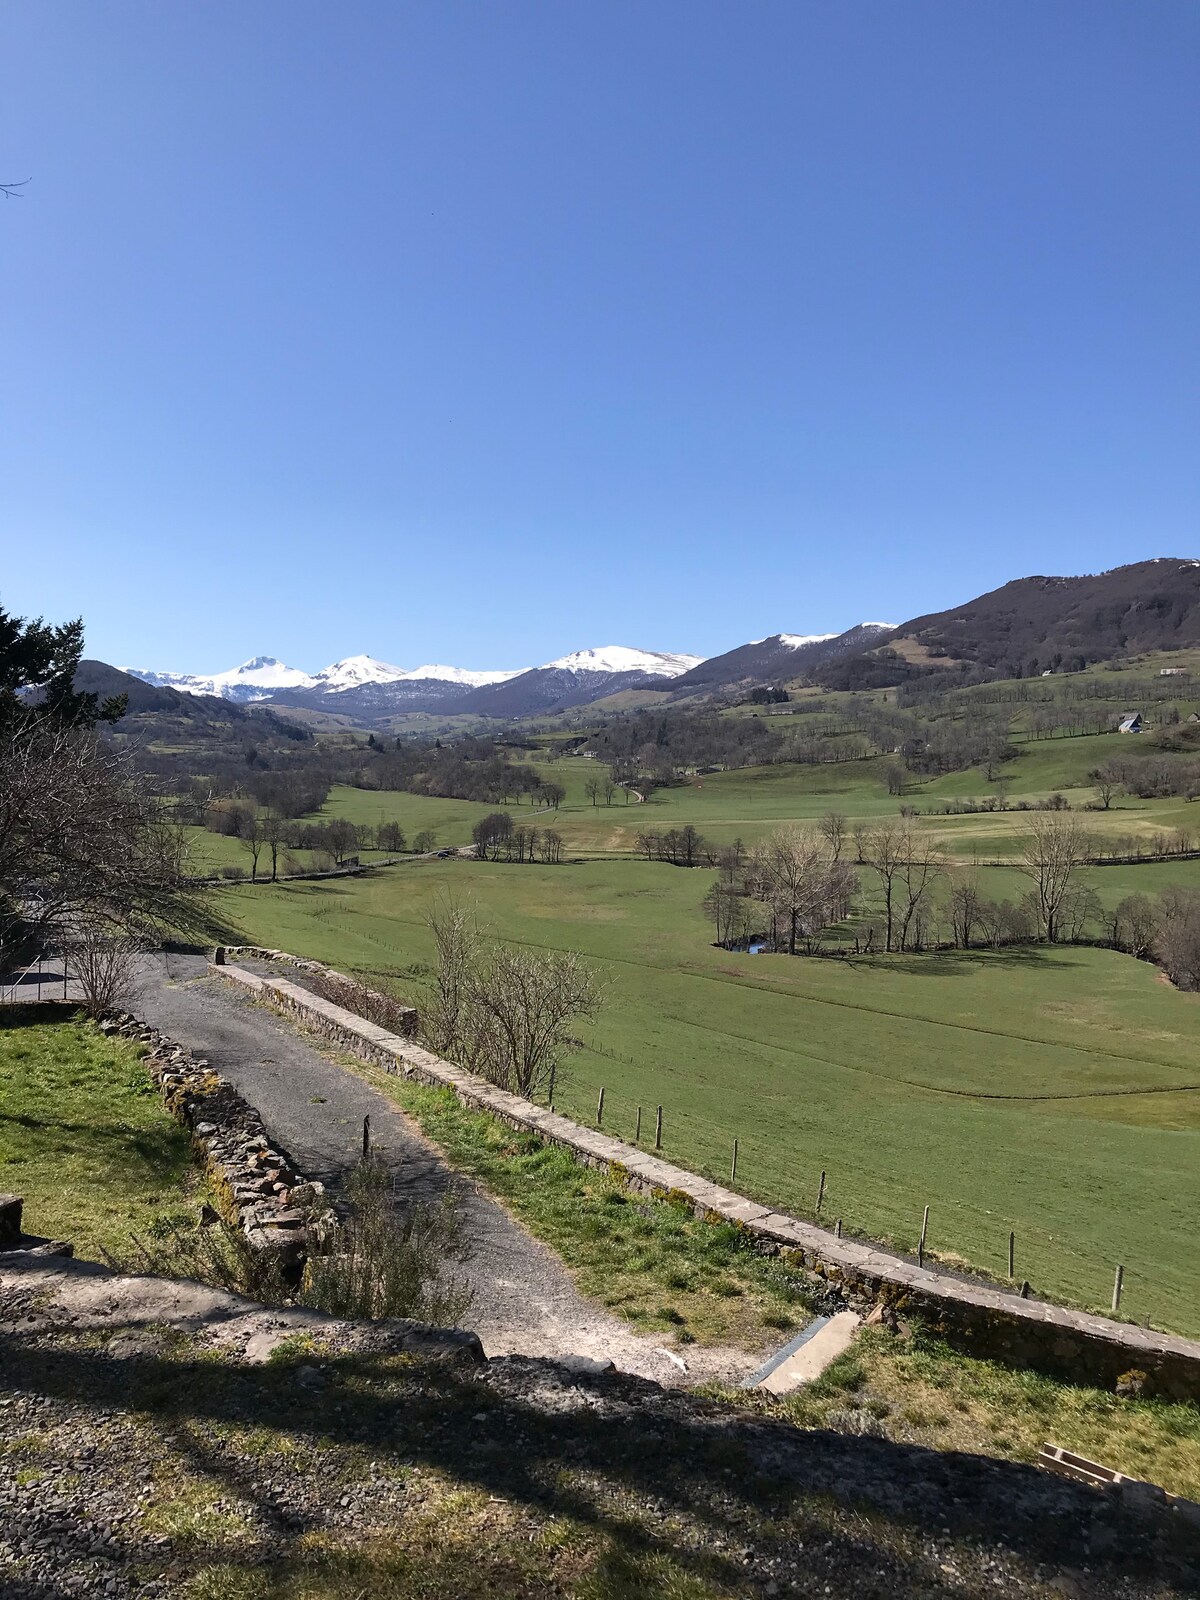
[{"x1": 2, "y1": 2, "x2": 1197, "y2": 673}]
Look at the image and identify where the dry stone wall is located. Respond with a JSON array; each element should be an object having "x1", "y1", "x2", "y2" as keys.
[
  {"x1": 99, "y1": 1013, "x2": 322, "y2": 1264},
  {"x1": 212, "y1": 958, "x2": 1200, "y2": 1402}
]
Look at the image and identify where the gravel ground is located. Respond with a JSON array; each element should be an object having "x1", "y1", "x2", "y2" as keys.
[
  {"x1": 0, "y1": 1276, "x2": 1196, "y2": 1600},
  {"x1": 123, "y1": 952, "x2": 751, "y2": 1385}
]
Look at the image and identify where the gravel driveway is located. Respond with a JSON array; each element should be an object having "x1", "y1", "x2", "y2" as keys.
[{"x1": 131, "y1": 952, "x2": 750, "y2": 1385}]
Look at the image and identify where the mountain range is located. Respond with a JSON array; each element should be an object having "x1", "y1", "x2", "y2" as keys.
[
  {"x1": 118, "y1": 559, "x2": 1200, "y2": 727},
  {"x1": 124, "y1": 633, "x2": 881, "y2": 721}
]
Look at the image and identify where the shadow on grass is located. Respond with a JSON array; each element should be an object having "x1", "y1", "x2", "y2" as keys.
[
  {"x1": 2, "y1": 1303, "x2": 1194, "y2": 1599},
  {"x1": 854, "y1": 945, "x2": 1082, "y2": 979}
]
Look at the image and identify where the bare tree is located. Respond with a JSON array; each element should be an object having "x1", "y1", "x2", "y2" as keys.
[
  {"x1": 702, "y1": 879, "x2": 745, "y2": 946},
  {"x1": 423, "y1": 896, "x2": 603, "y2": 1098},
  {"x1": 861, "y1": 819, "x2": 908, "y2": 952},
  {"x1": 1155, "y1": 887, "x2": 1200, "y2": 990},
  {"x1": 948, "y1": 874, "x2": 984, "y2": 949},
  {"x1": 584, "y1": 776, "x2": 602, "y2": 807},
  {"x1": 818, "y1": 811, "x2": 847, "y2": 861},
  {"x1": 1112, "y1": 893, "x2": 1156, "y2": 958},
  {"x1": 262, "y1": 812, "x2": 287, "y2": 882},
  {"x1": 747, "y1": 827, "x2": 855, "y2": 955},
  {"x1": 1015, "y1": 815, "x2": 1090, "y2": 943},
  {"x1": 237, "y1": 810, "x2": 263, "y2": 882},
  {"x1": 895, "y1": 834, "x2": 946, "y2": 952},
  {"x1": 1090, "y1": 763, "x2": 1121, "y2": 811},
  {"x1": 466, "y1": 943, "x2": 603, "y2": 1099},
  {"x1": 472, "y1": 811, "x2": 513, "y2": 861},
  {"x1": 65, "y1": 925, "x2": 144, "y2": 1017},
  {"x1": 0, "y1": 719, "x2": 205, "y2": 961}
]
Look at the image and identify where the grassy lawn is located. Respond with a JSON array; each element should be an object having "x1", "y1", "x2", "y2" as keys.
[
  {"x1": 353, "y1": 1073, "x2": 817, "y2": 1350},
  {"x1": 0, "y1": 1010, "x2": 198, "y2": 1256},
  {"x1": 218, "y1": 855, "x2": 1200, "y2": 1336},
  {"x1": 768, "y1": 1324, "x2": 1200, "y2": 1502}
]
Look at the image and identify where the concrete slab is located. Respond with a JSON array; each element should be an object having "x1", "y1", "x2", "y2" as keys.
[{"x1": 756, "y1": 1311, "x2": 862, "y2": 1395}]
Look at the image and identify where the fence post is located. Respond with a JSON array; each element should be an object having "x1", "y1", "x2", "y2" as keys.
[
  {"x1": 816, "y1": 1170, "x2": 826, "y2": 1214},
  {"x1": 1112, "y1": 1264, "x2": 1124, "y2": 1314},
  {"x1": 655, "y1": 1105, "x2": 663, "y2": 1150},
  {"x1": 730, "y1": 1138, "x2": 738, "y2": 1184},
  {"x1": 362, "y1": 1116, "x2": 370, "y2": 1159},
  {"x1": 635, "y1": 1106, "x2": 642, "y2": 1143},
  {"x1": 547, "y1": 1063, "x2": 556, "y2": 1109},
  {"x1": 835, "y1": 1217, "x2": 842, "y2": 1239},
  {"x1": 917, "y1": 1205, "x2": 929, "y2": 1269},
  {"x1": 596, "y1": 1086, "x2": 605, "y2": 1127},
  {"x1": 1008, "y1": 1230, "x2": 1015, "y2": 1280}
]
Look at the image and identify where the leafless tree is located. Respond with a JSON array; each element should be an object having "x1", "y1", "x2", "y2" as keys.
[
  {"x1": 238, "y1": 810, "x2": 263, "y2": 882},
  {"x1": 584, "y1": 776, "x2": 602, "y2": 807},
  {"x1": 747, "y1": 827, "x2": 856, "y2": 955},
  {"x1": 703, "y1": 879, "x2": 746, "y2": 946},
  {"x1": 1112, "y1": 893, "x2": 1157, "y2": 958},
  {"x1": 261, "y1": 812, "x2": 287, "y2": 881},
  {"x1": 65, "y1": 925, "x2": 144, "y2": 1017},
  {"x1": 1090, "y1": 763, "x2": 1121, "y2": 810},
  {"x1": 860, "y1": 819, "x2": 908, "y2": 952},
  {"x1": 1155, "y1": 887, "x2": 1200, "y2": 990},
  {"x1": 948, "y1": 874, "x2": 984, "y2": 949},
  {"x1": 818, "y1": 811, "x2": 847, "y2": 861},
  {"x1": 0, "y1": 719, "x2": 205, "y2": 961},
  {"x1": 895, "y1": 835, "x2": 946, "y2": 952},
  {"x1": 1015, "y1": 814, "x2": 1090, "y2": 942},
  {"x1": 423, "y1": 896, "x2": 603, "y2": 1097}
]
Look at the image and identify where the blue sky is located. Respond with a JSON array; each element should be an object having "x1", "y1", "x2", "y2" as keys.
[{"x1": 2, "y1": 2, "x2": 1198, "y2": 673}]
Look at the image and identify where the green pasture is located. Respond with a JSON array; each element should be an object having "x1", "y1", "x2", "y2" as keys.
[
  {"x1": 219, "y1": 856, "x2": 1200, "y2": 1336},
  {"x1": 298, "y1": 733, "x2": 1198, "y2": 861},
  {"x1": 0, "y1": 1013, "x2": 196, "y2": 1256}
]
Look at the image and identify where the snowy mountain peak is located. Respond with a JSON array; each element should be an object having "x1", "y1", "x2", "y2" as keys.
[
  {"x1": 403, "y1": 663, "x2": 526, "y2": 686},
  {"x1": 777, "y1": 632, "x2": 838, "y2": 650},
  {"x1": 544, "y1": 645, "x2": 704, "y2": 678},
  {"x1": 315, "y1": 655, "x2": 407, "y2": 689},
  {"x1": 125, "y1": 657, "x2": 317, "y2": 701}
]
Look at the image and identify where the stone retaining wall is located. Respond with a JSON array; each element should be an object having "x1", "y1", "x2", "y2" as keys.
[
  {"x1": 212, "y1": 960, "x2": 1200, "y2": 1401},
  {"x1": 100, "y1": 1013, "x2": 322, "y2": 1264}
]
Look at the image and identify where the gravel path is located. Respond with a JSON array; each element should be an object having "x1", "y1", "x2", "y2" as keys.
[{"x1": 130, "y1": 953, "x2": 751, "y2": 1385}]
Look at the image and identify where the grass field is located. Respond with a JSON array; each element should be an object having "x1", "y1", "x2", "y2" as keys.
[
  {"x1": 0, "y1": 1011, "x2": 197, "y2": 1255},
  {"x1": 219, "y1": 851, "x2": 1200, "y2": 1337}
]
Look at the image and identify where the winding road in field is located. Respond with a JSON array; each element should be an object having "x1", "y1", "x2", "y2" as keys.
[{"x1": 131, "y1": 952, "x2": 751, "y2": 1386}]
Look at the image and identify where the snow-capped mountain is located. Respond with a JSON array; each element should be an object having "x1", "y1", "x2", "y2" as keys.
[
  {"x1": 316, "y1": 655, "x2": 407, "y2": 690},
  {"x1": 545, "y1": 646, "x2": 703, "y2": 678},
  {"x1": 126, "y1": 654, "x2": 523, "y2": 705},
  {"x1": 670, "y1": 624, "x2": 897, "y2": 692},
  {"x1": 126, "y1": 656, "x2": 318, "y2": 703},
  {"x1": 401, "y1": 663, "x2": 524, "y2": 686},
  {"x1": 452, "y1": 646, "x2": 705, "y2": 718},
  {"x1": 775, "y1": 633, "x2": 837, "y2": 650}
]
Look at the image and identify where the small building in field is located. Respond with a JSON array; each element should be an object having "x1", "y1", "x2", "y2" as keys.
[
  {"x1": 1118, "y1": 713, "x2": 1144, "y2": 734},
  {"x1": 1189, "y1": 712, "x2": 1200, "y2": 725}
]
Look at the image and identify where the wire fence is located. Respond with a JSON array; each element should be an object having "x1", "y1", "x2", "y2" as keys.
[{"x1": 545, "y1": 1067, "x2": 1185, "y2": 1337}]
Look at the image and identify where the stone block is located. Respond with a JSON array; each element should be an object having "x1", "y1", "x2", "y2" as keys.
[{"x1": 0, "y1": 1194, "x2": 22, "y2": 1249}]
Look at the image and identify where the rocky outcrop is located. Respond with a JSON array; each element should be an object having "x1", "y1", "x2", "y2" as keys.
[{"x1": 99, "y1": 1014, "x2": 321, "y2": 1264}]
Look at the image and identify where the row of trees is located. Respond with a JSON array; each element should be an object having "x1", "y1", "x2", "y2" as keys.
[
  {"x1": 701, "y1": 814, "x2": 1108, "y2": 956},
  {"x1": 471, "y1": 812, "x2": 565, "y2": 864}
]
